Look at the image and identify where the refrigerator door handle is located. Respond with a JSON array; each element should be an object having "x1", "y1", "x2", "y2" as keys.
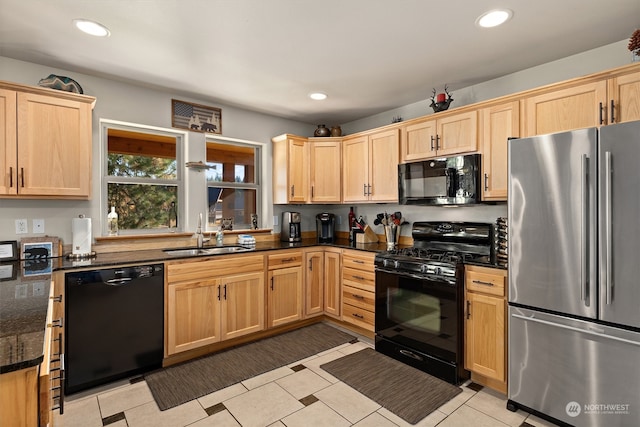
[
  {"x1": 581, "y1": 154, "x2": 589, "y2": 306},
  {"x1": 511, "y1": 313, "x2": 640, "y2": 347},
  {"x1": 605, "y1": 151, "x2": 613, "y2": 305}
]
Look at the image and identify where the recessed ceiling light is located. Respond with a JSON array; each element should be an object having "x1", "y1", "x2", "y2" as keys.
[
  {"x1": 73, "y1": 19, "x2": 111, "y2": 37},
  {"x1": 476, "y1": 9, "x2": 513, "y2": 28},
  {"x1": 309, "y1": 92, "x2": 328, "y2": 101}
]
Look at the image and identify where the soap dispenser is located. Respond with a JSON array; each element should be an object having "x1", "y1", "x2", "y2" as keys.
[{"x1": 107, "y1": 206, "x2": 118, "y2": 236}]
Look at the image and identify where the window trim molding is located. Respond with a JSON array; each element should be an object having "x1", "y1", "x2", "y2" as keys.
[{"x1": 100, "y1": 119, "x2": 189, "y2": 236}]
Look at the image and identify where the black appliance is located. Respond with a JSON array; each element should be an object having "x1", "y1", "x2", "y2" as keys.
[
  {"x1": 65, "y1": 264, "x2": 164, "y2": 394},
  {"x1": 281, "y1": 211, "x2": 302, "y2": 242},
  {"x1": 398, "y1": 154, "x2": 481, "y2": 205},
  {"x1": 375, "y1": 221, "x2": 493, "y2": 385},
  {"x1": 316, "y1": 212, "x2": 336, "y2": 243}
]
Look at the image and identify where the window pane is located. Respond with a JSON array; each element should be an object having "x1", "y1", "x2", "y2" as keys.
[
  {"x1": 108, "y1": 154, "x2": 177, "y2": 179},
  {"x1": 206, "y1": 142, "x2": 255, "y2": 183},
  {"x1": 108, "y1": 183, "x2": 178, "y2": 230},
  {"x1": 207, "y1": 187, "x2": 257, "y2": 229},
  {"x1": 108, "y1": 129, "x2": 177, "y2": 179}
]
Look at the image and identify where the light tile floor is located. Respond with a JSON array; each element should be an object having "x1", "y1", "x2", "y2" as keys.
[{"x1": 56, "y1": 327, "x2": 560, "y2": 427}]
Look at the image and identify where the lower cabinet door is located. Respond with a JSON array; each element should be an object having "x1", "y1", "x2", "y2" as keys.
[
  {"x1": 465, "y1": 292, "x2": 505, "y2": 382},
  {"x1": 268, "y1": 266, "x2": 303, "y2": 327},
  {"x1": 167, "y1": 280, "x2": 221, "y2": 355},
  {"x1": 220, "y1": 272, "x2": 265, "y2": 340}
]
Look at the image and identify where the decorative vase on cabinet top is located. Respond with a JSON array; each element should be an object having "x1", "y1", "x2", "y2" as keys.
[
  {"x1": 314, "y1": 124, "x2": 331, "y2": 137},
  {"x1": 330, "y1": 125, "x2": 342, "y2": 137}
]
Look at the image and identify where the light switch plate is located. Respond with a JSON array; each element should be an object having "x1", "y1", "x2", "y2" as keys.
[
  {"x1": 33, "y1": 219, "x2": 45, "y2": 234},
  {"x1": 15, "y1": 219, "x2": 28, "y2": 234}
]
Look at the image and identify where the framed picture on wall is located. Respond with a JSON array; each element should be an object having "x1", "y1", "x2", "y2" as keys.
[
  {"x1": 0, "y1": 240, "x2": 19, "y2": 262},
  {"x1": 172, "y1": 99, "x2": 222, "y2": 134}
]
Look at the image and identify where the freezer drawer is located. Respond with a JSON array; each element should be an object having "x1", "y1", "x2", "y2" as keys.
[{"x1": 508, "y1": 306, "x2": 640, "y2": 427}]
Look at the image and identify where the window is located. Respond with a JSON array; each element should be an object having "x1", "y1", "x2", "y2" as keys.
[
  {"x1": 102, "y1": 122, "x2": 185, "y2": 234},
  {"x1": 205, "y1": 140, "x2": 260, "y2": 230}
]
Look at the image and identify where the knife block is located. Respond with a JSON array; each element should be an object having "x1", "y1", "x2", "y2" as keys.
[{"x1": 356, "y1": 225, "x2": 379, "y2": 244}]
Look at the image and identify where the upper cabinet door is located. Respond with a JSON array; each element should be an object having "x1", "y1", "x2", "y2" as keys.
[
  {"x1": 17, "y1": 92, "x2": 92, "y2": 198},
  {"x1": 287, "y1": 137, "x2": 308, "y2": 203},
  {"x1": 524, "y1": 81, "x2": 607, "y2": 136},
  {"x1": 436, "y1": 110, "x2": 478, "y2": 157},
  {"x1": 0, "y1": 88, "x2": 17, "y2": 196},
  {"x1": 608, "y1": 70, "x2": 640, "y2": 124},
  {"x1": 309, "y1": 139, "x2": 341, "y2": 203},
  {"x1": 342, "y1": 135, "x2": 369, "y2": 202},
  {"x1": 369, "y1": 129, "x2": 399, "y2": 202},
  {"x1": 401, "y1": 118, "x2": 437, "y2": 162},
  {"x1": 481, "y1": 101, "x2": 519, "y2": 201}
]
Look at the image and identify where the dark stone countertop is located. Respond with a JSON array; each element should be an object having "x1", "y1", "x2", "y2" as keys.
[{"x1": 0, "y1": 262, "x2": 51, "y2": 374}]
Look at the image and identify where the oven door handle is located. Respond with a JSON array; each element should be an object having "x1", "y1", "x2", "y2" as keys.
[{"x1": 376, "y1": 267, "x2": 456, "y2": 285}]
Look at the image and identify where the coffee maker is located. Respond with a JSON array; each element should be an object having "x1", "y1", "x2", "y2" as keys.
[
  {"x1": 281, "y1": 211, "x2": 302, "y2": 242},
  {"x1": 316, "y1": 212, "x2": 336, "y2": 243}
]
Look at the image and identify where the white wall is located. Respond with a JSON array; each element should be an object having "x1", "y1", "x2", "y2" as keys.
[{"x1": 0, "y1": 56, "x2": 313, "y2": 244}]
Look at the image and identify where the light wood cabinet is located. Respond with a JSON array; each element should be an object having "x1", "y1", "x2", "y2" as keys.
[
  {"x1": 0, "y1": 81, "x2": 95, "y2": 199},
  {"x1": 524, "y1": 80, "x2": 607, "y2": 137},
  {"x1": 272, "y1": 134, "x2": 308, "y2": 203},
  {"x1": 304, "y1": 250, "x2": 324, "y2": 318},
  {"x1": 480, "y1": 101, "x2": 520, "y2": 201},
  {"x1": 267, "y1": 251, "x2": 303, "y2": 327},
  {"x1": 323, "y1": 249, "x2": 342, "y2": 319},
  {"x1": 464, "y1": 265, "x2": 508, "y2": 394},
  {"x1": 341, "y1": 250, "x2": 375, "y2": 331},
  {"x1": 343, "y1": 128, "x2": 399, "y2": 203},
  {"x1": 309, "y1": 137, "x2": 341, "y2": 203},
  {"x1": 400, "y1": 110, "x2": 477, "y2": 162},
  {"x1": 166, "y1": 254, "x2": 265, "y2": 355},
  {"x1": 608, "y1": 70, "x2": 640, "y2": 124},
  {"x1": 524, "y1": 67, "x2": 640, "y2": 136}
]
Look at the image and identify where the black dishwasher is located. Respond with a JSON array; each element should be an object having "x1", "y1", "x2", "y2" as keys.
[{"x1": 65, "y1": 264, "x2": 164, "y2": 394}]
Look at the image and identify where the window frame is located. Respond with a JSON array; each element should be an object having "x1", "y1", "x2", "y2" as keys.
[
  {"x1": 100, "y1": 119, "x2": 188, "y2": 236},
  {"x1": 204, "y1": 135, "x2": 265, "y2": 232}
]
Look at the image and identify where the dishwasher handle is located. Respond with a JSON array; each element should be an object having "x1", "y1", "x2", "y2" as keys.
[{"x1": 104, "y1": 277, "x2": 133, "y2": 286}]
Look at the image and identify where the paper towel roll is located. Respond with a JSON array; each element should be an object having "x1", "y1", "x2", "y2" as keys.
[{"x1": 72, "y1": 216, "x2": 92, "y2": 255}]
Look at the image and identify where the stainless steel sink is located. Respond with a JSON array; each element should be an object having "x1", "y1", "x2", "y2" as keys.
[{"x1": 163, "y1": 246, "x2": 254, "y2": 257}]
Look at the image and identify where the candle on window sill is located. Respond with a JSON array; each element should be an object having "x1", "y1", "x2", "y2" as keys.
[{"x1": 437, "y1": 93, "x2": 446, "y2": 103}]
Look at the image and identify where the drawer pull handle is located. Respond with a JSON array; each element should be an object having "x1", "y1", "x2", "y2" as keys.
[
  {"x1": 352, "y1": 260, "x2": 364, "y2": 264},
  {"x1": 49, "y1": 318, "x2": 64, "y2": 328},
  {"x1": 51, "y1": 294, "x2": 63, "y2": 303},
  {"x1": 352, "y1": 275, "x2": 365, "y2": 280},
  {"x1": 352, "y1": 313, "x2": 364, "y2": 319},
  {"x1": 466, "y1": 300, "x2": 471, "y2": 319},
  {"x1": 352, "y1": 294, "x2": 365, "y2": 299},
  {"x1": 472, "y1": 279, "x2": 494, "y2": 287},
  {"x1": 280, "y1": 257, "x2": 296, "y2": 262}
]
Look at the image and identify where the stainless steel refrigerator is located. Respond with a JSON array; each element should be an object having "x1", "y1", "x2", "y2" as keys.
[{"x1": 507, "y1": 121, "x2": 640, "y2": 427}]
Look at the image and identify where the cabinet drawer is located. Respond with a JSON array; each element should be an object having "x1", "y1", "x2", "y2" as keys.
[
  {"x1": 168, "y1": 254, "x2": 264, "y2": 283},
  {"x1": 465, "y1": 269, "x2": 506, "y2": 297},
  {"x1": 342, "y1": 285, "x2": 375, "y2": 311},
  {"x1": 268, "y1": 251, "x2": 302, "y2": 269},
  {"x1": 342, "y1": 267, "x2": 374, "y2": 292},
  {"x1": 342, "y1": 250, "x2": 374, "y2": 271},
  {"x1": 342, "y1": 304, "x2": 374, "y2": 331}
]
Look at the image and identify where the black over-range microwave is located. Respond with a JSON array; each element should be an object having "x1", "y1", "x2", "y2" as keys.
[{"x1": 398, "y1": 154, "x2": 481, "y2": 206}]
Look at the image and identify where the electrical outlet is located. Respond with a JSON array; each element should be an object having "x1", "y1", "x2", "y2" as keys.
[
  {"x1": 337, "y1": 215, "x2": 342, "y2": 225},
  {"x1": 273, "y1": 215, "x2": 279, "y2": 226},
  {"x1": 15, "y1": 219, "x2": 28, "y2": 234},
  {"x1": 33, "y1": 219, "x2": 45, "y2": 234}
]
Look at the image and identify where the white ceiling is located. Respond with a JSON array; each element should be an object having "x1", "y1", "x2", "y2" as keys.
[{"x1": 1, "y1": 0, "x2": 638, "y2": 124}]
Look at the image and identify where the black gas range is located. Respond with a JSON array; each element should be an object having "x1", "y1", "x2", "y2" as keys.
[{"x1": 374, "y1": 221, "x2": 494, "y2": 385}]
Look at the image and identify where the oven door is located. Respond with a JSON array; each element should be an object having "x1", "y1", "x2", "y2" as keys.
[{"x1": 375, "y1": 268, "x2": 460, "y2": 364}]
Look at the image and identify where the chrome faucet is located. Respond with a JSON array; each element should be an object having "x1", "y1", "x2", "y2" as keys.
[{"x1": 195, "y1": 213, "x2": 210, "y2": 248}]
